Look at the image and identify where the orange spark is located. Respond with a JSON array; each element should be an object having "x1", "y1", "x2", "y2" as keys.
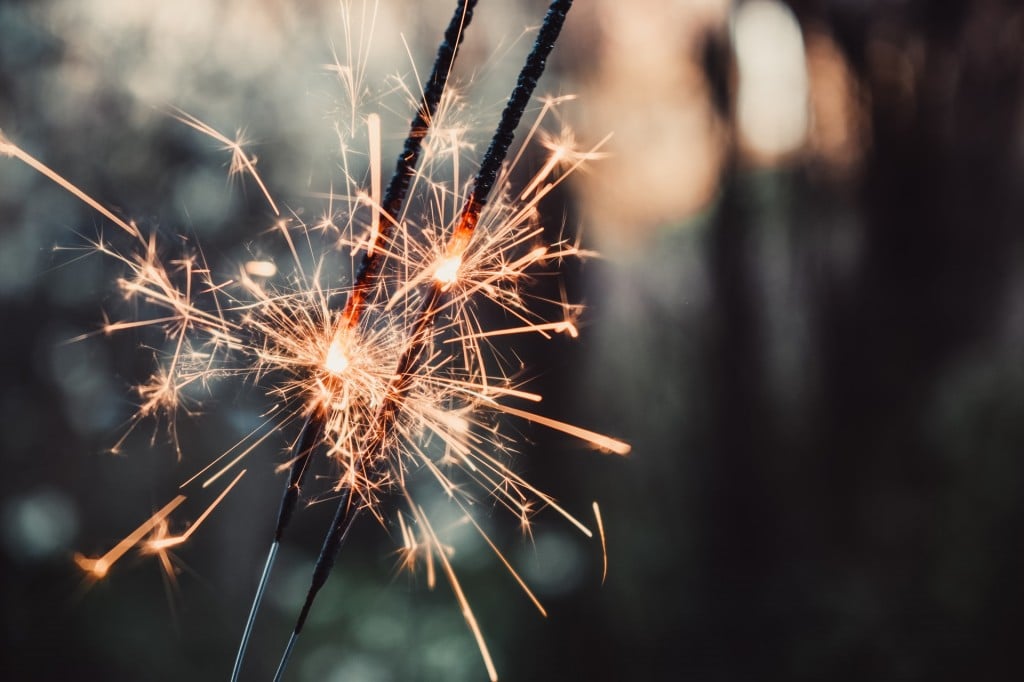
[
  {"x1": 145, "y1": 470, "x2": 247, "y2": 553},
  {"x1": 496, "y1": 404, "x2": 632, "y2": 456},
  {"x1": 433, "y1": 253, "x2": 463, "y2": 288},
  {"x1": 74, "y1": 495, "x2": 186, "y2": 579},
  {"x1": 419, "y1": 506, "x2": 499, "y2": 682}
]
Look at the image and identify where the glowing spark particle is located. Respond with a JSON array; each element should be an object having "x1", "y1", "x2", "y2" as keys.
[
  {"x1": 244, "y1": 260, "x2": 277, "y2": 277},
  {"x1": 4, "y1": 2, "x2": 632, "y2": 678},
  {"x1": 593, "y1": 501, "x2": 607, "y2": 585},
  {"x1": 0, "y1": 130, "x2": 139, "y2": 238},
  {"x1": 171, "y1": 107, "x2": 280, "y2": 216}
]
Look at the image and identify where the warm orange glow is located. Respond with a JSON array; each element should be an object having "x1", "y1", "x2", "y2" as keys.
[
  {"x1": 433, "y1": 253, "x2": 463, "y2": 288},
  {"x1": 593, "y1": 501, "x2": 608, "y2": 585},
  {"x1": 806, "y1": 29, "x2": 865, "y2": 175},
  {"x1": 324, "y1": 337, "x2": 351, "y2": 376}
]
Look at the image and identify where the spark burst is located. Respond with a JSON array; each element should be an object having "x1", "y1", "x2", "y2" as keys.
[{"x1": 1, "y1": 0, "x2": 628, "y2": 679}]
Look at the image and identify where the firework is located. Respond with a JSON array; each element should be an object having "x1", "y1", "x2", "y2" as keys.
[{"x1": 1, "y1": 0, "x2": 629, "y2": 679}]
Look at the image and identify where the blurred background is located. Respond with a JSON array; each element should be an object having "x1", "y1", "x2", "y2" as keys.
[{"x1": 2, "y1": 0, "x2": 1024, "y2": 680}]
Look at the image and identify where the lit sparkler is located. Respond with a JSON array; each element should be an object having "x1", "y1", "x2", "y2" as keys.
[{"x1": 1, "y1": 0, "x2": 629, "y2": 679}]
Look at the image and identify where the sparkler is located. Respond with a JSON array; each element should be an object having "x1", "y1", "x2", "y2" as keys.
[{"x1": 2, "y1": 0, "x2": 629, "y2": 679}]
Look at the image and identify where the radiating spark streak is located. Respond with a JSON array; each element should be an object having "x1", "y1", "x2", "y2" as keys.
[
  {"x1": 271, "y1": 217, "x2": 305, "y2": 281},
  {"x1": 146, "y1": 470, "x2": 246, "y2": 551},
  {"x1": 418, "y1": 505, "x2": 499, "y2": 682},
  {"x1": 0, "y1": 132, "x2": 139, "y2": 238},
  {"x1": 179, "y1": 415, "x2": 282, "y2": 489},
  {"x1": 593, "y1": 501, "x2": 607, "y2": 584},
  {"x1": 427, "y1": 243, "x2": 548, "y2": 317},
  {"x1": 450, "y1": 127, "x2": 462, "y2": 208},
  {"x1": 458, "y1": 499, "x2": 547, "y2": 617},
  {"x1": 422, "y1": 376, "x2": 543, "y2": 403},
  {"x1": 519, "y1": 145, "x2": 565, "y2": 200},
  {"x1": 497, "y1": 404, "x2": 631, "y2": 456},
  {"x1": 195, "y1": 419, "x2": 301, "y2": 489},
  {"x1": 397, "y1": 502, "x2": 471, "y2": 591},
  {"x1": 395, "y1": 513, "x2": 425, "y2": 581},
  {"x1": 521, "y1": 133, "x2": 613, "y2": 206},
  {"x1": 408, "y1": 440, "x2": 464, "y2": 496},
  {"x1": 465, "y1": 447, "x2": 593, "y2": 537},
  {"x1": 334, "y1": 0, "x2": 378, "y2": 124},
  {"x1": 366, "y1": 113, "x2": 382, "y2": 254},
  {"x1": 102, "y1": 316, "x2": 189, "y2": 333},
  {"x1": 444, "y1": 320, "x2": 578, "y2": 342},
  {"x1": 73, "y1": 495, "x2": 186, "y2": 579},
  {"x1": 169, "y1": 108, "x2": 280, "y2": 216},
  {"x1": 245, "y1": 260, "x2": 277, "y2": 277},
  {"x1": 116, "y1": 279, "x2": 236, "y2": 332}
]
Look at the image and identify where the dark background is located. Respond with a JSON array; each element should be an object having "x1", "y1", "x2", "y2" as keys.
[{"x1": 2, "y1": 0, "x2": 1024, "y2": 680}]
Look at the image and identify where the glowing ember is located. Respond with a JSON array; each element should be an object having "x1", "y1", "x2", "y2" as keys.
[
  {"x1": 3, "y1": 2, "x2": 631, "y2": 680},
  {"x1": 433, "y1": 253, "x2": 463, "y2": 288},
  {"x1": 244, "y1": 260, "x2": 277, "y2": 277},
  {"x1": 324, "y1": 337, "x2": 350, "y2": 376}
]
